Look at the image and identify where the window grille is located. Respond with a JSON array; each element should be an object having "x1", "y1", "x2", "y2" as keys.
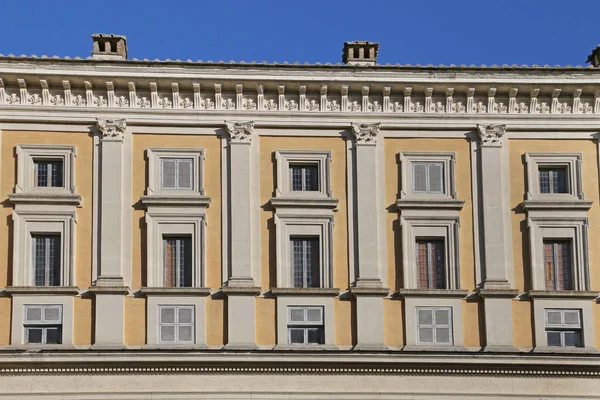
[
  {"x1": 543, "y1": 240, "x2": 573, "y2": 290},
  {"x1": 291, "y1": 237, "x2": 320, "y2": 288},
  {"x1": 34, "y1": 160, "x2": 63, "y2": 187},
  {"x1": 539, "y1": 167, "x2": 568, "y2": 194},
  {"x1": 32, "y1": 234, "x2": 61, "y2": 286},
  {"x1": 416, "y1": 240, "x2": 445, "y2": 289},
  {"x1": 163, "y1": 236, "x2": 192, "y2": 287},
  {"x1": 290, "y1": 165, "x2": 319, "y2": 191}
]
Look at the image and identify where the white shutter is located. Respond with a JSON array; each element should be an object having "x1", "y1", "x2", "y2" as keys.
[
  {"x1": 428, "y1": 163, "x2": 444, "y2": 193},
  {"x1": 161, "y1": 160, "x2": 177, "y2": 189},
  {"x1": 562, "y1": 310, "x2": 581, "y2": 327},
  {"x1": 178, "y1": 307, "x2": 193, "y2": 324},
  {"x1": 160, "y1": 307, "x2": 175, "y2": 324},
  {"x1": 306, "y1": 308, "x2": 323, "y2": 324},
  {"x1": 417, "y1": 308, "x2": 433, "y2": 325},
  {"x1": 413, "y1": 163, "x2": 428, "y2": 192},
  {"x1": 178, "y1": 326, "x2": 193, "y2": 342},
  {"x1": 546, "y1": 310, "x2": 563, "y2": 326},
  {"x1": 44, "y1": 306, "x2": 61, "y2": 322},
  {"x1": 434, "y1": 308, "x2": 451, "y2": 326},
  {"x1": 289, "y1": 307, "x2": 305, "y2": 323},
  {"x1": 177, "y1": 159, "x2": 193, "y2": 190},
  {"x1": 435, "y1": 327, "x2": 451, "y2": 343},
  {"x1": 25, "y1": 306, "x2": 43, "y2": 323}
]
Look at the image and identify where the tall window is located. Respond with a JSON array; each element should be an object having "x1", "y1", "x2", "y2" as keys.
[
  {"x1": 416, "y1": 239, "x2": 445, "y2": 289},
  {"x1": 158, "y1": 305, "x2": 194, "y2": 344},
  {"x1": 417, "y1": 307, "x2": 452, "y2": 345},
  {"x1": 32, "y1": 234, "x2": 60, "y2": 286},
  {"x1": 544, "y1": 240, "x2": 573, "y2": 290},
  {"x1": 34, "y1": 160, "x2": 63, "y2": 188},
  {"x1": 291, "y1": 237, "x2": 320, "y2": 288},
  {"x1": 161, "y1": 158, "x2": 193, "y2": 190},
  {"x1": 24, "y1": 305, "x2": 62, "y2": 344},
  {"x1": 163, "y1": 236, "x2": 192, "y2": 287},
  {"x1": 545, "y1": 309, "x2": 582, "y2": 347},
  {"x1": 287, "y1": 306, "x2": 324, "y2": 345},
  {"x1": 412, "y1": 162, "x2": 444, "y2": 194},
  {"x1": 539, "y1": 167, "x2": 567, "y2": 194},
  {"x1": 290, "y1": 164, "x2": 319, "y2": 191}
]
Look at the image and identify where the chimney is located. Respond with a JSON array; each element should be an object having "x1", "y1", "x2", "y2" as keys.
[
  {"x1": 587, "y1": 45, "x2": 600, "y2": 67},
  {"x1": 342, "y1": 41, "x2": 379, "y2": 66},
  {"x1": 92, "y1": 34, "x2": 128, "y2": 60}
]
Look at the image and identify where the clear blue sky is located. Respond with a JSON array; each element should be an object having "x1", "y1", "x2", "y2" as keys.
[{"x1": 1, "y1": 0, "x2": 599, "y2": 66}]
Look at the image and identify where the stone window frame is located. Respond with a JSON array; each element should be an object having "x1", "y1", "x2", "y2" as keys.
[
  {"x1": 11, "y1": 211, "x2": 76, "y2": 287},
  {"x1": 274, "y1": 150, "x2": 333, "y2": 199},
  {"x1": 403, "y1": 296, "x2": 464, "y2": 350},
  {"x1": 11, "y1": 295, "x2": 74, "y2": 347},
  {"x1": 524, "y1": 153, "x2": 584, "y2": 202},
  {"x1": 275, "y1": 295, "x2": 335, "y2": 348},
  {"x1": 532, "y1": 298, "x2": 594, "y2": 350},
  {"x1": 274, "y1": 212, "x2": 334, "y2": 289},
  {"x1": 146, "y1": 148, "x2": 205, "y2": 196},
  {"x1": 15, "y1": 144, "x2": 77, "y2": 194},
  {"x1": 527, "y1": 216, "x2": 589, "y2": 291},
  {"x1": 145, "y1": 214, "x2": 206, "y2": 288},
  {"x1": 397, "y1": 152, "x2": 457, "y2": 200},
  {"x1": 400, "y1": 215, "x2": 460, "y2": 290}
]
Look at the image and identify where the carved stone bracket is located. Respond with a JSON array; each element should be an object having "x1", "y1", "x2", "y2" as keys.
[
  {"x1": 351, "y1": 122, "x2": 381, "y2": 145},
  {"x1": 96, "y1": 118, "x2": 126, "y2": 141},
  {"x1": 477, "y1": 124, "x2": 506, "y2": 148},
  {"x1": 225, "y1": 120, "x2": 255, "y2": 144}
]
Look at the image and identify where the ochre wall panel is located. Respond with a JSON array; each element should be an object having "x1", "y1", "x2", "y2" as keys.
[
  {"x1": 383, "y1": 298, "x2": 403, "y2": 347},
  {"x1": 73, "y1": 297, "x2": 93, "y2": 345},
  {"x1": 124, "y1": 296, "x2": 146, "y2": 345},
  {"x1": 206, "y1": 297, "x2": 225, "y2": 346},
  {"x1": 462, "y1": 300, "x2": 482, "y2": 348},
  {"x1": 512, "y1": 300, "x2": 534, "y2": 348},
  {"x1": 255, "y1": 297, "x2": 276, "y2": 345},
  {"x1": 0, "y1": 298, "x2": 11, "y2": 345}
]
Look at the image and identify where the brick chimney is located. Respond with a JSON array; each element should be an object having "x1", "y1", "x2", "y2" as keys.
[
  {"x1": 92, "y1": 34, "x2": 128, "y2": 60},
  {"x1": 342, "y1": 41, "x2": 379, "y2": 66},
  {"x1": 587, "y1": 45, "x2": 600, "y2": 67}
]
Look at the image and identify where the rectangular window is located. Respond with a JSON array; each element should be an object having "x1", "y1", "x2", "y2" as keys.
[
  {"x1": 417, "y1": 307, "x2": 452, "y2": 345},
  {"x1": 161, "y1": 158, "x2": 194, "y2": 190},
  {"x1": 416, "y1": 239, "x2": 445, "y2": 289},
  {"x1": 545, "y1": 309, "x2": 582, "y2": 347},
  {"x1": 291, "y1": 237, "x2": 320, "y2": 288},
  {"x1": 290, "y1": 164, "x2": 319, "y2": 191},
  {"x1": 158, "y1": 305, "x2": 195, "y2": 344},
  {"x1": 539, "y1": 167, "x2": 568, "y2": 194},
  {"x1": 163, "y1": 236, "x2": 192, "y2": 287},
  {"x1": 412, "y1": 162, "x2": 444, "y2": 194},
  {"x1": 24, "y1": 305, "x2": 62, "y2": 344},
  {"x1": 32, "y1": 234, "x2": 61, "y2": 286},
  {"x1": 287, "y1": 306, "x2": 324, "y2": 345},
  {"x1": 34, "y1": 160, "x2": 63, "y2": 188},
  {"x1": 544, "y1": 240, "x2": 573, "y2": 290}
]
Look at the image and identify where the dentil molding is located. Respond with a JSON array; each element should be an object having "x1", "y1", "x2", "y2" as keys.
[
  {"x1": 477, "y1": 124, "x2": 506, "y2": 147},
  {"x1": 351, "y1": 122, "x2": 381, "y2": 145}
]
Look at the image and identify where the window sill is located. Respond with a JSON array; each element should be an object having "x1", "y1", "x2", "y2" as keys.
[
  {"x1": 273, "y1": 344, "x2": 339, "y2": 351},
  {"x1": 142, "y1": 344, "x2": 209, "y2": 350},
  {"x1": 4, "y1": 286, "x2": 79, "y2": 295},
  {"x1": 477, "y1": 288, "x2": 519, "y2": 299},
  {"x1": 8, "y1": 192, "x2": 82, "y2": 206},
  {"x1": 140, "y1": 194, "x2": 211, "y2": 207},
  {"x1": 350, "y1": 287, "x2": 390, "y2": 296},
  {"x1": 402, "y1": 344, "x2": 468, "y2": 352},
  {"x1": 528, "y1": 290, "x2": 599, "y2": 300},
  {"x1": 0, "y1": 344, "x2": 77, "y2": 351},
  {"x1": 271, "y1": 288, "x2": 340, "y2": 297},
  {"x1": 396, "y1": 198, "x2": 464, "y2": 210},
  {"x1": 398, "y1": 289, "x2": 469, "y2": 298},
  {"x1": 139, "y1": 287, "x2": 212, "y2": 296},
  {"x1": 533, "y1": 346, "x2": 600, "y2": 355},
  {"x1": 87, "y1": 286, "x2": 130, "y2": 295},
  {"x1": 522, "y1": 199, "x2": 593, "y2": 211},
  {"x1": 269, "y1": 196, "x2": 339, "y2": 209},
  {"x1": 221, "y1": 286, "x2": 261, "y2": 295}
]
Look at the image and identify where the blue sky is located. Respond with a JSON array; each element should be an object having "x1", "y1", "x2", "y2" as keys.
[{"x1": 1, "y1": 1, "x2": 599, "y2": 66}]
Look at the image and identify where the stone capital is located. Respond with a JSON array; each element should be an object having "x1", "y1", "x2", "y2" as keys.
[
  {"x1": 96, "y1": 118, "x2": 126, "y2": 141},
  {"x1": 477, "y1": 124, "x2": 506, "y2": 148},
  {"x1": 225, "y1": 121, "x2": 255, "y2": 144},
  {"x1": 351, "y1": 122, "x2": 381, "y2": 145}
]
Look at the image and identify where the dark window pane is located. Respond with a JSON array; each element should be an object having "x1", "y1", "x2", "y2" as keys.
[
  {"x1": 563, "y1": 331, "x2": 581, "y2": 347},
  {"x1": 289, "y1": 328, "x2": 304, "y2": 344},
  {"x1": 547, "y1": 331, "x2": 562, "y2": 347},
  {"x1": 307, "y1": 328, "x2": 324, "y2": 344},
  {"x1": 27, "y1": 328, "x2": 43, "y2": 344},
  {"x1": 45, "y1": 327, "x2": 61, "y2": 344}
]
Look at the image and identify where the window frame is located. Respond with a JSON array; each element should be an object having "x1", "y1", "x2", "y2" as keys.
[
  {"x1": 412, "y1": 162, "x2": 445, "y2": 194},
  {"x1": 274, "y1": 150, "x2": 332, "y2": 198},
  {"x1": 31, "y1": 234, "x2": 61, "y2": 287},
  {"x1": 524, "y1": 153, "x2": 583, "y2": 202},
  {"x1": 157, "y1": 305, "x2": 195, "y2": 344},
  {"x1": 162, "y1": 235, "x2": 193, "y2": 288},
  {"x1": 145, "y1": 296, "x2": 207, "y2": 346},
  {"x1": 15, "y1": 144, "x2": 76, "y2": 194},
  {"x1": 275, "y1": 296, "x2": 335, "y2": 347},
  {"x1": 289, "y1": 164, "x2": 320, "y2": 192},
  {"x1": 416, "y1": 239, "x2": 446, "y2": 289},
  {"x1": 146, "y1": 148, "x2": 205, "y2": 196},
  {"x1": 287, "y1": 306, "x2": 325, "y2": 345},
  {"x1": 23, "y1": 304, "x2": 63, "y2": 345},
  {"x1": 33, "y1": 159, "x2": 64, "y2": 188},
  {"x1": 416, "y1": 306, "x2": 453, "y2": 346},
  {"x1": 11, "y1": 296, "x2": 73, "y2": 347},
  {"x1": 290, "y1": 236, "x2": 321, "y2": 288},
  {"x1": 544, "y1": 309, "x2": 582, "y2": 348},
  {"x1": 397, "y1": 152, "x2": 456, "y2": 200},
  {"x1": 543, "y1": 239, "x2": 574, "y2": 291},
  {"x1": 160, "y1": 157, "x2": 194, "y2": 191}
]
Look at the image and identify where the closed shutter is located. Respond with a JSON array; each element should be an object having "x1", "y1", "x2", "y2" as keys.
[
  {"x1": 177, "y1": 159, "x2": 193, "y2": 189},
  {"x1": 428, "y1": 163, "x2": 443, "y2": 193},
  {"x1": 434, "y1": 308, "x2": 451, "y2": 344},
  {"x1": 161, "y1": 159, "x2": 177, "y2": 189},
  {"x1": 413, "y1": 163, "x2": 428, "y2": 192}
]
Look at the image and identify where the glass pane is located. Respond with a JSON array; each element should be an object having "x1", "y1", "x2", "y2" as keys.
[
  {"x1": 418, "y1": 327, "x2": 434, "y2": 343},
  {"x1": 161, "y1": 160, "x2": 177, "y2": 189},
  {"x1": 306, "y1": 239, "x2": 320, "y2": 288},
  {"x1": 304, "y1": 166, "x2": 319, "y2": 191},
  {"x1": 557, "y1": 241, "x2": 573, "y2": 290},
  {"x1": 289, "y1": 328, "x2": 305, "y2": 344},
  {"x1": 160, "y1": 308, "x2": 175, "y2": 324},
  {"x1": 435, "y1": 309, "x2": 450, "y2": 326},
  {"x1": 291, "y1": 238, "x2": 304, "y2": 288},
  {"x1": 50, "y1": 162, "x2": 63, "y2": 187},
  {"x1": 306, "y1": 308, "x2": 322, "y2": 323},
  {"x1": 428, "y1": 163, "x2": 444, "y2": 193},
  {"x1": 44, "y1": 307, "x2": 60, "y2": 322},
  {"x1": 413, "y1": 163, "x2": 428, "y2": 192},
  {"x1": 289, "y1": 308, "x2": 305, "y2": 323},
  {"x1": 178, "y1": 326, "x2": 193, "y2": 342},
  {"x1": 25, "y1": 307, "x2": 42, "y2": 322},
  {"x1": 178, "y1": 307, "x2": 193, "y2": 324},
  {"x1": 539, "y1": 168, "x2": 550, "y2": 193},
  {"x1": 554, "y1": 168, "x2": 568, "y2": 193},
  {"x1": 416, "y1": 242, "x2": 429, "y2": 289},
  {"x1": 160, "y1": 325, "x2": 176, "y2": 342},
  {"x1": 290, "y1": 166, "x2": 303, "y2": 191},
  {"x1": 307, "y1": 328, "x2": 324, "y2": 344},
  {"x1": 564, "y1": 331, "x2": 581, "y2": 347},
  {"x1": 45, "y1": 327, "x2": 61, "y2": 344},
  {"x1": 547, "y1": 331, "x2": 562, "y2": 347},
  {"x1": 563, "y1": 310, "x2": 580, "y2": 326},
  {"x1": 35, "y1": 161, "x2": 48, "y2": 187},
  {"x1": 27, "y1": 328, "x2": 43, "y2": 344},
  {"x1": 546, "y1": 310, "x2": 562, "y2": 325},
  {"x1": 177, "y1": 159, "x2": 193, "y2": 189},
  {"x1": 543, "y1": 242, "x2": 555, "y2": 290},
  {"x1": 418, "y1": 309, "x2": 433, "y2": 325},
  {"x1": 432, "y1": 241, "x2": 446, "y2": 289},
  {"x1": 435, "y1": 327, "x2": 451, "y2": 344}
]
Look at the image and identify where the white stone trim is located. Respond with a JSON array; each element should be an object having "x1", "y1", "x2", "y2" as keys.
[
  {"x1": 524, "y1": 152, "x2": 584, "y2": 202},
  {"x1": 10, "y1": 294, "x2": 73, "y2": 346},
  {"x1": 145, "y1": 296, "x2": 207, "y2": 346},
  {"x1": 145, "y1": 211, "x2": 207, "y2": 287},
  {"x1": 403, "y1": 296, "x2": 464, "y2": 348},
  {"x1": 274, "y1": 211, "x2": 334, "y2": 288},
  {"x1": 145, "y1": 147, "x2": 205, "y2": 196},
  {"x1": 276, "y1": 295, "x2": 335, "y2": 346},
  {"x1": 397, "y1": 152, "x2": 457, "y2": 200},
  {"x1": 400, "y1": 214, "x2": 460, "y2": 290},
  {"x1": 527, "y1": 215, "x2": 589, "y2": 291},
  {"x1": 274, "y1": 149, "x2": 332, "y2": 199},
  {"x1": 532, "y1": 298, "x2": 594, "y2": 350},
  {"x1": 14, "y1": 144, "x2": 76, "y2": 194},
  {"x1": 11, "y1": 209, "x2": 76, "y2": 286}
]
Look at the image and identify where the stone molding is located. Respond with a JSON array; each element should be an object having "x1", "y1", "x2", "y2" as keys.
[
  {"x1": 225, "y1": 120, "x2": 254, "y2": 143},
  {"x1": 477, "y1": 124, "x2": 506, "y2": 147},
  {"x1": 351, "y1": 122, "x2": 380, "y2": 145},
  {"x1": 96, "y1": 118, "x2": 126, "y2": 141}
]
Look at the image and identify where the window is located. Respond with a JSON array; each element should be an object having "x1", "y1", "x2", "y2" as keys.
[
  {"x1": 290, "y1": 164, "x2": 319, "y2": 191},
  {"x1": 34, "y1": 160, "x2": 63, "y2": 188},
  {"x1": 416, "y1": 307, "x2": 452, "y2": 345},
  {"x1": 161, "y1": 158, "x2": 193, "y2": 190},
  {"x1": 539, "y1": 167, "x2": 567, "y2": 194},
  {"x1": 32, "y1": 234, "x2": 61, "y2": 286},
  {"x1": 412, "y1": 162, "x2": 443, "y2": 194},
  {"x1": 287, "y1": 306, "x2": 324, "y2": 345},
  {"x1": 416, "y1": 239, "x2": 445, "y2": 289},
  {"x1": 158, "y1": 305, "x2": 194, "y2": 344},
  {"x1": 545, "y1": 309, "x2": 582, "y2": 347},
  {"x1": 544, "y1": 240, "x2": 573, "y2": 290},
  {"x1": 291, "y1": 237, "x2": 320, "y2": 288},
  {"x1": 24, "y1": 305, "x2": 62, "y2": 344},
  {"x1": 163, "y1": 236, "x2": 192, "y2": 288}
]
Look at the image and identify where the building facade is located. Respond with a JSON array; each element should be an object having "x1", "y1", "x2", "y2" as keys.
[{"x1": 0, "y1": 35, "x2": 599, "y2": 398}]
